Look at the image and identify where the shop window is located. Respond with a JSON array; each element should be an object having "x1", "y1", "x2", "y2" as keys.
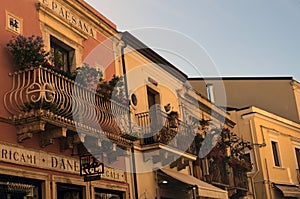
[
  {"x1": 95, "y1": 188, "x2": 124, "y2": 199},
  {"x1": 50, "y1": 36, "x2": 75, "y2": 73},
  {"x1": 0, "y1": 175, "x2": 42, "y2": 199},
  {"x1": 57, "y1": 183, "x2": 83, "y2": 199},
  {"x1": 271, "y1": 141, "x2": 281, "y2": 167}
]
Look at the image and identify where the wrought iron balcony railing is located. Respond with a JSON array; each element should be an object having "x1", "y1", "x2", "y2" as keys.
[
  {"x1": 4, "y1": 66, "x2": 133, "y2": 146},
  {"x1": 135, "y1": 110, "x2": 196, "y2": 155},
  {"x1": 232, "y1": 168, "x2": 249, "y2": 190},
  {"x1": 206, "y1": 161, "x2": 230, "y2": 187},
  {"x1": 203, "y1": 161, "x2": 248, "y2": 192}
]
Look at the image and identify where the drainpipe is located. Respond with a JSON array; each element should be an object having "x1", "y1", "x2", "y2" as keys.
[
  {"x1": 246, "y1": 117, "x2": 269, "y2": 199},
  {"x1": 248, "y1": 119, "x2": 259, "y2": 199},
  {"x1": 120, "y1": 34, "x2": 139, "y2": 199}
]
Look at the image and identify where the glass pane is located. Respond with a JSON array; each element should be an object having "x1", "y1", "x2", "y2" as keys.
[{"x1": 271, "y1": 141, "x2": 280, "y2": 166}]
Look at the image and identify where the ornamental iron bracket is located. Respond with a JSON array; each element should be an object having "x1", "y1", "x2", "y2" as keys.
[{"x1": 80, "y1": 154, "x2": 104, "y2": 182}]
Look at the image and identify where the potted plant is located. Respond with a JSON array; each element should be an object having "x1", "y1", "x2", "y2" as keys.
[
  {"x1": 167, "y1": 111, "x2": 179, "y2": 128},
  {"x1": 6, "y1": 35, "x2": 49, "y2": 70},
  {"x1": 164, "y1": 103, "x2": 179, "y2": 128}
]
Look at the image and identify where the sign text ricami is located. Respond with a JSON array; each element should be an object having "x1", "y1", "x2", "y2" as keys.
[
  {"x1": 39, "y1": 0, "x2": 96, "y2": 38},
  {"x1": 0, "y1": 142, "x2": 125, "y2": 182}
]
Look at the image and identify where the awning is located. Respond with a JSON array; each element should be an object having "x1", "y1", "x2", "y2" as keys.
[
  {"x1": 161, "y1": 168, "x2": 228, "y2": 199},
  {"x1": 274, "y1": 184, "x2": 300, "y2": 198}
]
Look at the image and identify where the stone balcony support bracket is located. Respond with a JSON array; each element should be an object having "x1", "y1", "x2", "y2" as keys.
[{"x1": 16, "y1": 120, "x2": 46, "y2": 142}]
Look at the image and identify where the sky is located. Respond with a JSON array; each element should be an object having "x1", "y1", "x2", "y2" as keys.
[{"x1": 85, "y1": 0, "x2": 300, "y2": 81}]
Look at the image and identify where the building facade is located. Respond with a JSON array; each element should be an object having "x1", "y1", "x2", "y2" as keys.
[
  {"x1": 189, "y1": 77, "x2": 300, "y2": 198},
  {"x1": 1, "y1": 0, "x2": 131, "y2": 198},
  {"x1": 121, "y1": 32, "x2": 251, "y2": 199},
  {"x1": 1, "y1": 1, "x2": 252, "y2": 199},
  {"x1": 231, "y1": 107, "x2": 300, "y2": 199}
]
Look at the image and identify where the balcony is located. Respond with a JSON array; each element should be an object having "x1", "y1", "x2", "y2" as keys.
[
  {"x1": 135, "y1": 110, "x2": 196, "y2": 156},
  {"x1": 4, "y1": 66, "x2": 134, "y2": 149},
  {"x1": 232, "y1": 168, "x2": 249, "y2": 190},
  {"x1": 206, "y1": 161, "x2": 230, "y2": 188}
]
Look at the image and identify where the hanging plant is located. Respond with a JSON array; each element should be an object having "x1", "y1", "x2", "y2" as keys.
[{"x1": 6, "y1": 35, "x2": 49, "y2": 70}]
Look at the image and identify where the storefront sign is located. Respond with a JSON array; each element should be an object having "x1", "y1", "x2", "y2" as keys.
[
  {"x1": 80, "y1": 154, "x2": 104, "y2": 182},
  {"x1": 39, "y1": 0, "x2": 96, "y2": 38},
  {"x1": 0, "y1": 142, "x2": 125, "y2": 182}
]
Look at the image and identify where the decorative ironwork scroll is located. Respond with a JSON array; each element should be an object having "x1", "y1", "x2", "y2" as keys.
[{"x1": 80, "y1": 154, "x2": 104, "y2": 182}]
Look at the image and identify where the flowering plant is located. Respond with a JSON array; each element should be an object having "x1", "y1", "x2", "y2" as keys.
[
  {"x1": 6, "y1": 35, "x2": 49, "y2": 69},
  {"x1": 96, "y1": 75, "x2": 127, "y2": 104},
  {"x1": 72, "y1": 63, "x2": 102, "y2": 89},
  {"x1": 197, "y1": 127, "x2": 252, "y2": 172},
  {"x1": 71, "y1": 64, "x2": 127, "y2": 104},
  {"x1": 229, "y1": 158, "x2": 252, "y2": 172}
]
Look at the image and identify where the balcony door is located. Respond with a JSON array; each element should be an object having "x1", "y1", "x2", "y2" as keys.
[{"x1": 147, "y1": 87, "x2": 161, "y2": 134}]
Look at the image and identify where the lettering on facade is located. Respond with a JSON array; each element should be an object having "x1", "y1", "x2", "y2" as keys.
[
  {"x1": 40, "y1": 0, "x2": 96, "y2": 38},
  {"x1": 0, "y1": 143, "x2": 125, "y2": 182},
  {"x1": 1, "y1": 149, "x2": 36, "y2": 164},
  {"x1": 51, "y1": 156, "x2": 79, "y2": 172}
]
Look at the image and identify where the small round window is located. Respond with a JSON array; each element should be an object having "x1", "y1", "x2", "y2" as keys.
[{"x1": 131, "y1": 93, "x2": 137, "y2": 106}]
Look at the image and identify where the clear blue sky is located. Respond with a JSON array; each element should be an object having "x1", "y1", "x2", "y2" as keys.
[{"x1": 85, "y1": 0, "x2": 300, "y2": 81}]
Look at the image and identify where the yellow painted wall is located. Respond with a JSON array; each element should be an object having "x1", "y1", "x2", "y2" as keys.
[{"x1": 232, "y1": 107, "x2": 300, "y2": 199}]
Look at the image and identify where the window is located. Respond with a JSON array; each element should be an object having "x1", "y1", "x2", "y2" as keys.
[
  {"x1": 147, "y1": 86, "x2": 160, "y2": 109},
  {"x1": 295, "y1": 148, "x2": 300, "y2": 169},
  {"x1": 57, "y1": 183, "x2": 83, "y2": 199},
  {"x1": 50, "y1": 36, "x2": 75, "y2": 72},
  {"x1": 147, "y1": 86, "x2": 161, "y2": 130},
  {"x1": 244, "y1": 153, "x2": 253, "y2": 172},
  {"x1": 95, "y1": 188, "x2": 124, "y2": 199},
  {"x1": 206, "y1": 83, "x2": 215, "y2": 103},
  {"x1": 0, "y1": 174, "x2": 42, "y2": 199},
  {"x1": 271, "y1": 141, "x2": 281, "y2": 167}
]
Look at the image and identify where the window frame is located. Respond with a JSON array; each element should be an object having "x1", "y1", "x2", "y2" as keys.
[
  {"x1": 50, "y1": 36, "x2": 75, "y2": 73},
  {"x1": 244, "y1": 151, "x2": 254, "y2": 173},
  {"x1": 271, "y1": 140, "x2": 281, "y2": 167}
]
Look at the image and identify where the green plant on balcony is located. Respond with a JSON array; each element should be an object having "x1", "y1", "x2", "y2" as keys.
[
  {"x1": 72, "y1": 63, "x2": 102, "y2": 89},
  {"x1": 96, "y1": 75, "x2": 127, "y2": 104},
  {"x1": 211, "y1": 128, "x2": 252, "y2": 169},
  {"x1": 6, "y1": 35, "x2": 128, "y2": 119},
  {"x1": 164, "y1": 103, "x2": 179, "y2": 128},
  {"x1": 6, "y1": 35, "x2": 49, "y2": 70},
  {"x1": 195, "y1": 125, "x2": 252, "y2": 184},
  {"x1": 167, "y1": 111, "x2": 179, "y2": 128}
]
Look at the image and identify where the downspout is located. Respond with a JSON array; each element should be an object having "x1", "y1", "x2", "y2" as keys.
[
  {"x1": 247, "y1": 117, "x2": 268, "y2": 199},
  {"x1": 249, "y1": 119, "x2": 259, "y2": 199},
  {"x1": 120, "y1": 35, "x2": 139, "y2": 199}
]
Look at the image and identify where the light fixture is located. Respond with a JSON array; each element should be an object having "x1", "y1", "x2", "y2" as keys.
[{"x1": 162, "y1": 180, "x2": 168, "y2": 184}]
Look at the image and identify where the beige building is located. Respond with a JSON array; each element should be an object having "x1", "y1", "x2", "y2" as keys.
[
  {"x1": 189, "y1": 77, "x2": 300, "y2": 198},
  {"x1": 189, "y1": 77, "x2": 300, "y2": 123},
  {"x1": 231, "y1": 106, "x2": 300, "y2": 198},
  {"x1": 121, "y1": 32, "x2": 233, "y2": 199}
]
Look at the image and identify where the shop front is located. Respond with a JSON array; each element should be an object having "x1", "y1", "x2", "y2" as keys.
[
  {"x1": 0, "y1": 142, "x2": 129, "y2": 199},
  {"x1": 158, "y1": 168, "x2": 228, "y2": 199}
]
